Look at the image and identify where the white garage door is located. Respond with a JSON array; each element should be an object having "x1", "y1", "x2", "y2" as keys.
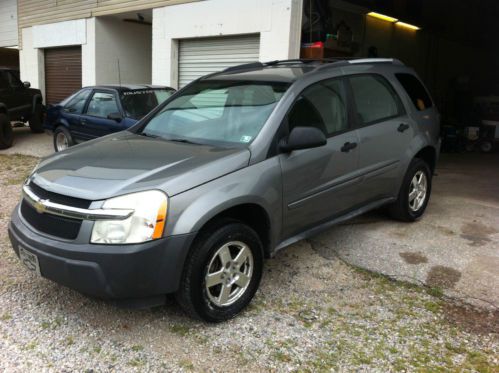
[{"x1": 178, "y1": 34, "x2": 260, "y2": 88}]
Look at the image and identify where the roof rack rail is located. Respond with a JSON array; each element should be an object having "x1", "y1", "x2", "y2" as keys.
[{"x1": 218, "y1": 57, "x2": 405, "y2": 76}]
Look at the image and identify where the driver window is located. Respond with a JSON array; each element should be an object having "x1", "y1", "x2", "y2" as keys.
[
  {"x1": 86, "y1": 91, "x2": 119, "y2": 118},
  {"x1": 288, "y1": 78, "x2": 348, "y2": 136}
]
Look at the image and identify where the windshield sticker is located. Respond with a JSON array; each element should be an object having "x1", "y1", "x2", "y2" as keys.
[
  {"x1": 240, "y1": 135, "x2": 252, "y2": 143},
  {"x1": 122, "y1": 90, "x2": 168, "y2": 96}
]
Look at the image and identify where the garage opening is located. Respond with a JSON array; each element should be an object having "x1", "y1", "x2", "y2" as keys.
[
  {"x1": 44, "y1": 46, "x2": 82, "y2": 105},
  {"x1": 300, "y1": 0, "x2": 499, "y2": 154},
  {"x1": 95, "y1": 11, "x2": 152, "y2": 86},
  {"x1": 178, "y1": 34, "x2": 260, "y2": 88}
]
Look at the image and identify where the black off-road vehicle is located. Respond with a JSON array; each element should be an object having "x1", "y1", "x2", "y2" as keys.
[{"x1": 0, "y1": 67, "x2": 44, "y2": 149}]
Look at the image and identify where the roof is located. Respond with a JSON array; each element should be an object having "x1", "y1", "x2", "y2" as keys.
[
  {"x1": 83, "y1": 84, "x2": 175, "y2": 91},
  {"x1": 202, "y1": 58, "x2": 405, "y2": 84}
]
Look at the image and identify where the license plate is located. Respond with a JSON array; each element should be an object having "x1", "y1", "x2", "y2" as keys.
[{"x1": 18, "y1": 246, "x2": 41, "y2": 276}]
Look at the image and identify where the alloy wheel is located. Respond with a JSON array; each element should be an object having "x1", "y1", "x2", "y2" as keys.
[
  {"x1": 204, "y1": 241, "x2": 253, "y2": 307},
  {"x1": 408, "y1": 170, "x2": 427, "y2": 212}
]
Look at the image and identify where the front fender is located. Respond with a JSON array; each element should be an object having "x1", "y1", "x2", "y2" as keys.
[{"x1": 166, "y1": 157, "x2": 283, "y2": 249}]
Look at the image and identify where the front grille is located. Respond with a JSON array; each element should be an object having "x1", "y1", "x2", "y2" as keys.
[
  {"x1": 21, "y1": 200, "x2": 82, "y2": 240},
  {"x1": 20, "y1": 182, "x2": 89, "y2": 240},
  {"x1": 29, "y1": 182, "x2": 91, "y2": 209}
]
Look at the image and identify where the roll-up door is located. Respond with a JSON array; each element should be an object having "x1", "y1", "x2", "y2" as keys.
[
  {"x1": 178, "y1": 34, "x2": 260, "y2": 88},
  {"x1": 44, "y1": 46, "x2": 82, "y2": 104}
]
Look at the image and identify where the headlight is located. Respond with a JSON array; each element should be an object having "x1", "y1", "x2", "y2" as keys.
[{"x1": 91, "y1": 190, "x2": 167, "y2": 244}]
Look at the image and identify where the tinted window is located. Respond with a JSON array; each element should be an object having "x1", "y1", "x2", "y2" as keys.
[
  {"x1": 350, "y1": 75, "x2": 403, "y2": 125},
  {"x1": 5, "y1": 71, "x2": 22, "y2": 88},
  {"x1": 120, "y1": 89, "x2": 174, "y2": 120},
  {"x1": 288, "y1": 78, "x2": 348, "y2": 136},
  {"x1": 141, "y1": 81, "x2": 289, "y2": 146},
  {"x1": 64, "y1": 89, "x2": 91, "y2": 114},
  {"x1": 86, "y1": 92, "x2": 120, "y2": 118},
  {"x1": 396, "y1": 73, "x2": 432, "y2": 111}
]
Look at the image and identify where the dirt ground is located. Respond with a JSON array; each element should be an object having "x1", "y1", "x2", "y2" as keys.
[{"x1": 0, "y1": 153, "x2": 497, "y2": 372}]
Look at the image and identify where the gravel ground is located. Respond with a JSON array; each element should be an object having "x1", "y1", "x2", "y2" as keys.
[{"x1": 0, "y1": 154, "x2": 497, "y2": 372}]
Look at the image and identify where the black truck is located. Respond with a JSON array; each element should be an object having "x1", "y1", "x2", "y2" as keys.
[{"x1": 0, "y1": 67, "x2": 44, "y2": 149}]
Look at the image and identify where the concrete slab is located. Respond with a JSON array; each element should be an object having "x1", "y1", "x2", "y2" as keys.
[
  {"x1": 311, "y1": 152, "x2": 499, "y2": 310},
  {"x1": 0, "y1": 126, "x2": 54, "y2": 158}
]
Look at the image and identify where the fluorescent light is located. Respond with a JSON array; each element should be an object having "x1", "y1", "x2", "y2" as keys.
[
  {"x1": 367, "y1": 12, "x2": 398, "y2": 23},
  {"x1": 396, "y1": 21, "x2": 420, "y2": 30}
]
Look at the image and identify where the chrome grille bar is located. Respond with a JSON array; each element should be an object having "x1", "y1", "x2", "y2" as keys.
[{"x1": 22, "y1": 184, "x2": 133, "y2": 221}]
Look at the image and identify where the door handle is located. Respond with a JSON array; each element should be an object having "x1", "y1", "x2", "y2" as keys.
[
  {"x1": 398, "y1": 123, "x2": 410, "y2": 132},
  {"x1": 341, "y1": 142, "x2": 357, "y2": 152},
  {"x1": 80, "y1": 119, "x2": 87, "y2": 125}
]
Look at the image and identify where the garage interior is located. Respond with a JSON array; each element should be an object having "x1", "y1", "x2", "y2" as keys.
[{"x1": 301, "y1": 0, "x2": 499, "y2": 154}]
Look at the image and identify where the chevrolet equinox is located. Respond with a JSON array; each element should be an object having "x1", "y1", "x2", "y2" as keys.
[{"x1": 9, "y1": 59, "x2": 440, "y2": 322}]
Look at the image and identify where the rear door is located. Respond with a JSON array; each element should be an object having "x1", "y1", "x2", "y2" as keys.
[
  {"x1": 80, "y1": 90, "x2": 124, "y2": 140},
  {"x1": 279, "y1": 78, "x2": 361, "y2": 239},
  {"x1": 348, "y1": 74, "x2": 412, "y2": 202}
]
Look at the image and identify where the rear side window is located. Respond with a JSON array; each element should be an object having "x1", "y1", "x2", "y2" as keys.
[
  {"x1": 350, "y1": 75, "x2": 404, "y2": 125},
  {"x1": 64, "y1": 89, "x2": 91, "y2": 114},
  {"x1": 396, "y1": 73, "x2": 433, "y2": 111}
]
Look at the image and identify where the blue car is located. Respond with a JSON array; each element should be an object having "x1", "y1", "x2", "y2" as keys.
[{"x1": 44, "y1": 85, "x2": 175, "y2": 152}]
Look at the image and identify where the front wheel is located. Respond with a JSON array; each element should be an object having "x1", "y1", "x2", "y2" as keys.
[
  {"x1": 176, "y1": 221, "x2": 263, "y2": 322},
  {"x1": 53, "y1": 126, "x2": 74, "y2": 152},
  {"x1": 0, "y1": 113, "x2": 13, "y2": 149},
  {"x1": 388, "y1": 158, "x2": 432, "y2": 222}
]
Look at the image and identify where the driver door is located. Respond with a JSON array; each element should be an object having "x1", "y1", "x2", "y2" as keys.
[
  {"x1": 279, "y1": 78, "x2": 361, "y2": 240},
  {"x1": 80, "y1": 90, "x2": 124, "y2": 140}
]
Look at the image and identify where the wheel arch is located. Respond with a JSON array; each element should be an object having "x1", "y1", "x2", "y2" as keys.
[
  {"x1": 413, "y1": 145, "x2": 437, "y2": 174},
  {"x1": 0, "y1": 103, "x2": 8, "y2": 115},
  {"x1": 190, "y1": 202, "x2": 272, "y2": 259}
]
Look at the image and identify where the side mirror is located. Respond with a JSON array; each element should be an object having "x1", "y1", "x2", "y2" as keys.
[
  {"x1": 280, "y1": 126, "x2": 327, "y2": 153},
  {"x1": 23, "y1": 81, "x2": 31, "y2": 88},
  {"x1": 107, "y1": 112, "x2": 123, "y2": 122}
]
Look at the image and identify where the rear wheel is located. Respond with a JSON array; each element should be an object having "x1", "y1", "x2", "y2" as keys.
[
  {"x1": 176, "y1": 221, "x2": 263, "y2": 322},
  {"x1": 29, "y1": 102, "x2": 44, "y2": 133},
  {"x1": 0, "y1": 113, "x2": 13, "y2": 149},
  {"x1": 388, "y1": 158, "x2": 432, "y2": 222},
  {"x1": 53, "y1": 126, "x2": 74, "y2": 152}
]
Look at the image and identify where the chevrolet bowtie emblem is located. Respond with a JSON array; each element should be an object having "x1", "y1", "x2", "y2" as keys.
[{"x1": 34, "y1": 199, "x2": 47, "y2": 214}]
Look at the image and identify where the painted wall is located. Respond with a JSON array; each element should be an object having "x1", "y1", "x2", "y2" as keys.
[
  {"x1": 95, "y1": 17, "x2": 152, "y2": 85},
  {"x1": 19, "y1": 18, "x2": 95, "y2": 100},
  {"x1": 0, "y1": 0, "x2": 18, "y2": 47},
  {"x1": 152, "y1": 0, "x2": 303, "y2": 87}
]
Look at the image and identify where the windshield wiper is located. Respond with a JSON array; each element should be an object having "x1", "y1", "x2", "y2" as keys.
[
  {"x1": 167, "y1": 137, "x2": 201, "y2": 145},
  {"x1": 139, "y1": 132, "x2": 159, "y2": 138}
]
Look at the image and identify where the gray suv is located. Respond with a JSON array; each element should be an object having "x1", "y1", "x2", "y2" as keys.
[{"x1": 9, "y1": 59, "x2": 440, "y2": 322}]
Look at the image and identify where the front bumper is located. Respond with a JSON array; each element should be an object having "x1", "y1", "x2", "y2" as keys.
[{"x1": 8, "y1": 205, "x2": 195, "y2": 299}]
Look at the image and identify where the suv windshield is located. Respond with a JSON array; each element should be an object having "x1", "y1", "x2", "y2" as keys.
[
  {"x1": 121, "y1": 89, "x2": 175, "y2": 119},
  {"x1": 139, "y1": 80, "x2": 290, "y2": 146}
]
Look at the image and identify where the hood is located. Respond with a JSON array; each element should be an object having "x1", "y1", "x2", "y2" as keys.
[{"x1": 31, "y1": 131, "x2": 250, "y2": 201}]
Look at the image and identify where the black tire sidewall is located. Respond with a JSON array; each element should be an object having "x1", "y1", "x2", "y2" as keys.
[
  {"x1": 53, "y1": 126, "x2": 73, "y2": 152},
  {"x1": 399, "y1": 159, "x2": 432, "y2": 220},
  {"x1": 181, "y1": 223, "x2": 263, "y2": 322},
  {"x1": 0, "y1": 113, "x2": 13, "y2": 149},
  {"x1": 29, "y1": 103, "x2": 44, "y2": 133}
]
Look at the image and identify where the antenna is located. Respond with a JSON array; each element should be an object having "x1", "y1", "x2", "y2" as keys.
[{"x1": 117, "y1": 58, "x2": 122, "y2": 86}]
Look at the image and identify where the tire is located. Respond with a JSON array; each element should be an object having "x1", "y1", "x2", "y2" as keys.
[
  {"x1": 53, "y1": 126, "x2": 74, "y2": 152},
  {"x1": 176, "y1": 220, "x2": 264, "y2": 322},
  {"x1": 0, "y1": 113, "x2": 13, "y2": 149},
  {"x1": 388, "y1": 158, "x2": 432, "y2": 222},
  {"x1": 29, "y1": 102, "x2": 44, "y2": 133}
]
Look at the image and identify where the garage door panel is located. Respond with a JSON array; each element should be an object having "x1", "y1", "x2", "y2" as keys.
[
  {"x1": 45, "y1": 46, "x2": 82, "y2": 105},
  {"x1": 178, "y1": 34, "x2": 260, "y2": 88}
]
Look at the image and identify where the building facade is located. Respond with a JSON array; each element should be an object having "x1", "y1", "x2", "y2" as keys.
[{"x1": 17, "y1": 0, "x2": 303, "y2": 104}]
